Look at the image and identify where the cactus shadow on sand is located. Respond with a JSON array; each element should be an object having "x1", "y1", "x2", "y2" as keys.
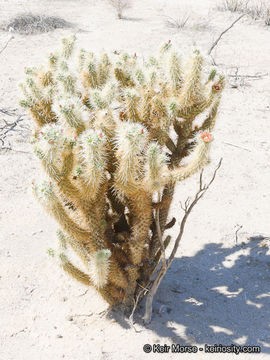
[{"x1": 108, "y1": 237, "x2": 270, "y2": 353}]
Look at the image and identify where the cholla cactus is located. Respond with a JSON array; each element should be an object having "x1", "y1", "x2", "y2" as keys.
[{"x1": 20, "y1": 36, "x2": 224, "y2": 309}]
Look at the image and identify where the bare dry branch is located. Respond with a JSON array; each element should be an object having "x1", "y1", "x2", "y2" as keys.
[
  {"x1": 142, "y1": 159, "x2": 223, "y2": 324},
  {"x1": 228, "y1": 72, "x2": 268, "y2": 78},
  {"x1": 234, "y1": 224, "x2": 243, "y2": 244},
  {"x1": 223, "y1": 141, "x2": 251, "y2": 152},
  {"x1": 208, "y1": 14, "x2": 246, "y2": 55},
  {"x1": 129, "y1": 281, "x2": 150, "y2": 326},
  {"x1": 0, "y1": 115, "x2": 24, "y2": 148},
  {"x1": 0, "y1": 36, "x2": 14, "y2": 55}
]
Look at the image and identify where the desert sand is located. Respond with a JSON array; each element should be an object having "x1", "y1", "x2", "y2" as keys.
[{"x1": 0, "y1": 0, "x2": 270, "y2": 359}]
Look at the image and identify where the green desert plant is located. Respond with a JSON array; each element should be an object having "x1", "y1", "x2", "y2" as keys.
[{"x1": 20, "y1": 36, "x2": 224, "y2": 322}]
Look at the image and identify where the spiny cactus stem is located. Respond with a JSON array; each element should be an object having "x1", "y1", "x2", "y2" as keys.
[
  {"x1": 22, "y1": 38, "x2": 224, "y2": 318},
  {"x1": 148, "y1": 183, "x2": 175, "y2": 262},
  {"x1": 154, "y1": 194, "x2": 167, "y2": 270},
  {"x1": 165, "y1": 137, "x2": 177, "y2": 153},
  {"x1": 59, "y1": 253, "x2": 92, "y2": 286},
  {"x1": 44, "y1": 192, "x2": 92, "y2": 245}
]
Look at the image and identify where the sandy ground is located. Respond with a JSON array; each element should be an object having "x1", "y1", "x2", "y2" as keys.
[{"x1": 0, "y1": 0, "x2": 270, "y2": 359}]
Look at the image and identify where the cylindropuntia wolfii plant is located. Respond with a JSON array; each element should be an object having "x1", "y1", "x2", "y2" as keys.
[{"x1": 20, "y1": 36, "x2": 224, "y2": 322}]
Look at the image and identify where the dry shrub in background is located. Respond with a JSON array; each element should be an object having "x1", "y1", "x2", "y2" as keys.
[
  {"x1": 246, "y1": 1, "x2": 270, "y2": 25},
  {"x1": 0, "y1": 13, "x2": 73, "y2": 35},
  {"x1": 217, "y1": 0, "x2": 248, "y2": 12},
  {"x1": 107, "y1": 0, "x2": 132, "y2": 19},
  {"x1": 217, "y1": 0, "x2": 270, "y2": 26},
  {"x1": 265, "y1": 8, "x2": 270, "y2": 25},
  {"x1": 164, "y1": 13, "x2": 190, "y2": 30},
  {"x1": 164, "y1": 12, "x2": 212, "y2": 33}
]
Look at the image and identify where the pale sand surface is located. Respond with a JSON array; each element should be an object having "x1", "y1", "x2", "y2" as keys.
[{"x1": 0, "y1": 0, "x2": 270, "y2": 359}]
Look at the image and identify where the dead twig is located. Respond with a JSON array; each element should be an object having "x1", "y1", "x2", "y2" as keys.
[
  {"x1": 230, "y1": 67, "x2": 239, "y2": 88},
  {"x1": 223, "y1": 141, "x2": 251, "y2": 152},
  {"x1": 10, "y1": 327, "x2": 27, "y2": 337},
  {"x1": 0, "y1": 115, "x2": 24, "y2": 137},
  {"x1": 228, "y1": 73, "x2": 268, "y2": 78},
  {"x1": 0, "y1": 146, "x2": 30, "y2": 154},
  {"x1": 0, "y1": 111, "x2": 30, "y2": 152},
  {"x1": 208, "y1": 14, "x2": 246, "y2": 55},
  {"x1": 168, "y1": 159, "x2": 222, "y2": 265},
  {"x1": 0, "y1": 108, "x2": 18, "y2": 116},
  {"x1": 71, "y1": 313, "x2": 93, "y2": 317},
  {"x1": 129, "y1": 281, "x2": 150, "y2": 330},
  {"x1": 0, "y1": 115, "x2": 25, "y2": 149},
  {"x1": 0, "y1": 35, "x2": 14, "y2": 55},
  {"x1": 235, "y1": 224, "x2": 243, "y2": 244},
  {"x1": 142, "y1": 159, "x2": 223, "y2": 324},
  {"x1": 77, "y1": 289, "x2": 89, "y2": 297},
  {"x1": 228, "y1": 68, "x2": 268, "y2": 87},
  {"x1": 209, "y1": 54, "x2": 217, "y2": 66}
]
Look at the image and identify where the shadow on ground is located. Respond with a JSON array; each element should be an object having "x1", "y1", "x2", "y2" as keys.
[{"x1": 109, "y1": 237, "x2": 270, "y2": 353}]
